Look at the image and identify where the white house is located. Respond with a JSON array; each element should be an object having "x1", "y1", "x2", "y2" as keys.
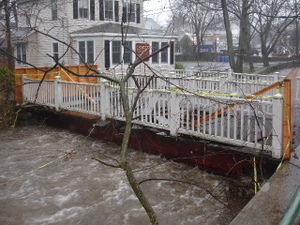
[{"x1": 13, "y1": 0, "x2": 176, "y2": 73}]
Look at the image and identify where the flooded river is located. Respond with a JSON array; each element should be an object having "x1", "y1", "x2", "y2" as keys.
[{"x1": 0, "y1": 125, "x2": 250, "y2": 225}]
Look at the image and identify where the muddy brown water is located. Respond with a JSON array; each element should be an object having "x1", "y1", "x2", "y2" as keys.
[{"x1": 0, "y1": 125, "x2": 250, "y2": 225}]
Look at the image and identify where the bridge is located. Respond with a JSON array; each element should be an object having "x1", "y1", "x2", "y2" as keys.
[{"x1": 18, "y1": 66, "x2": 299, "y2": 161}]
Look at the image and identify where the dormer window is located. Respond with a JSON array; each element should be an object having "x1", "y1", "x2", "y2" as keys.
[{"x1": 73, "y1": 0, "x2": 95, "y2": 20}]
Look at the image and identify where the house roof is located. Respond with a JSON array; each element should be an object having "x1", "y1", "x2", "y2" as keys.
[
  {"x1": 71, "y1": 23, "x2": 175, "y2": 37},
  {"x1": 11, "y1": 27, "x2": 34, "y2": 41}
]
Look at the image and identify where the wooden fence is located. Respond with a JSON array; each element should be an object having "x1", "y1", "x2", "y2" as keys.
[{"x1": 14, "y1": 65, "x2": 99, "y2": 104}]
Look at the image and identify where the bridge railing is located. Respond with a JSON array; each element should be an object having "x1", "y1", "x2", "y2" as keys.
[
  {"x1": 124, "y1": 69, "x2": 282, "y2": 98},
  {"x1": 23, "y1": 79, "x2": 55, "y2": 106},
  {"x1": 22, "y1": 75, "x2": 285, "y2": 159}
]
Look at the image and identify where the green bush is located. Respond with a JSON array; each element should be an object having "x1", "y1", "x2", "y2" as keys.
[
  {"x1": 175, "y1": 62, "x2": 185, "y2": 69},
  {"x1": 0, "y1": 66, "x2": 14, "y2": 97}
]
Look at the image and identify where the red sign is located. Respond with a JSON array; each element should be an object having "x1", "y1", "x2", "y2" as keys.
[{"x1": 136, "y1": 43, "x2": 150, "y2": 61}]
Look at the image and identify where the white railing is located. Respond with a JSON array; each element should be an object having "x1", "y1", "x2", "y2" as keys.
[
  {"x1": 123, "y1": 69, "x2": 282, "y2": 99},
  {"x1": 23, "y1": 78, "x2": 55, "y2": 106},
  {"x1": 22, "y1": 75, "x2": 287, "y2": 159}
]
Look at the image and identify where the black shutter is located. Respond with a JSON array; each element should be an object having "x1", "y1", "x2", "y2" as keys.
[
  {"x1": 99, "y1": 0, "x2": 104, "y2": 21},
  {"x1": 73, "y1": 0, "x2": 78, "y2": 19},
  {"x1": 114, "y1": 1, "x2": 119, "y2": 22},
  {"x1": 170, "y1": 41, "x2": 174, "y2": 65},
  {"x1": 90, "y1": 0, "x2": 95, "y2": 20},
  {"x1": 105, "y1": 40, "x2": 110, "y2": 69},
  {"x1": 122, "y1": 4, "x2": 127, "y2": 23},
  {"x1": 136, "y1": 3, "x2": 140, "y2": 24}
]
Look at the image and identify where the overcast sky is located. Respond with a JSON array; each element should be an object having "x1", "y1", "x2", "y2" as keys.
[{"x1": 144, "y1": 0, "x2": 172, "y2": 25}]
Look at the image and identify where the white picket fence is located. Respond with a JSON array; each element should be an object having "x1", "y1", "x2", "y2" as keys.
[{"x1": 22, "y1": 70, "x2": 297, "y2": 159}]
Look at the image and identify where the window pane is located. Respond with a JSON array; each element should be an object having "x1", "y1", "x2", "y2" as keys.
[
  {"x1": 79, "y1": 41, "x2": 86, "y2": 64},
  {"x1": 53, "y1": 42, "x2": 59, "y2": 61},
  {"x1": 152, "y1": 42, "x2": 159, "y2": 63},
  {"x1": 17, "y1": 44, "x2": 22, "y2": 62},
  {"x1": 22, "y1": 44, "x2": 26, "y2": 62},
  {"x1": 16, "y1": 43, "x2": 26, "y2": 63},
  {"x1": 161, "y1": 42, "x2": 168, "y2": 63},
  {"x1": 124, "y1": 41, "x2": 132, "y2": 64},
  {"x1": 79, "y1": 0, "x2": 89, "y2": 18},
  {"x1": 128, "y1": 3, "x2": 135, "y2": 22},
  {"x1": 105, "y1": 0, "x2": 113, "y2": 20},
  {"x1": 112, "y1": 41, "x2": 121, "y2": 64},
  {"x1": 87, "y1": 41, "x2": 94, "y2": 64},
  {"x1": 52, "y1": 0, "x2": 58, "y2": 20}
]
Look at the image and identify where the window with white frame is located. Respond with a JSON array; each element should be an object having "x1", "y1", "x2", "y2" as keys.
[
  {"x1": 73, "y1": 0, "x2": 95, "y2": 20},
  {"x1": 111, "y1": 40, "x2": 133, "y2": 65},
  {"x1": 79, "y1": 0, "x2": 88, "y2": 18},
  {"x1": 151, "y1": 41, "x2": 170, "y2": 64},
  {"x1": 79, "y1": 40, "x2": 94, "y2": 64},
  {"x1": 100, "y1": 0, "x2": 119, "y2": 22},
  {"x1": 16, "y1": 43, "x2": 26, "y2": 64},
  {"x1": 122, "y1": 2, "x2": 140, "y2": 23},
  {"x1": 104, "y1": 0, "x2": 113, "y2": 20},
  {"x1": 52, "y1": 42, "x2": 59, "y2": 61},
  {"x1": 128, "y1": 3, "x2": 135, "y2": 22}
]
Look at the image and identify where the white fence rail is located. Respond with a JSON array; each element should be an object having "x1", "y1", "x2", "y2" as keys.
[
  {"x1": 22, "y1": 73, "x2": 288, "y2": 159},
  {"x1": 125, "y1": 69, "x2": 283, "y2": 98}
]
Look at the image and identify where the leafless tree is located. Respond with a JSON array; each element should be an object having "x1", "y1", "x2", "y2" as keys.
[
  {"x1": 250, "y1": 0, "x2": 300, "y2": 67},
  {"x1": 221, "y1": 0, "x2": 254, "y2": 73},
  {"x1": 170, "y1": 0, "x2": 222, "y2": 61}
]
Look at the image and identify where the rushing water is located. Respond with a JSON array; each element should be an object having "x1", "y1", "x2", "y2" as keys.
[{"x1": 0, "y1": 125, "x2": 250, "y2": 225}]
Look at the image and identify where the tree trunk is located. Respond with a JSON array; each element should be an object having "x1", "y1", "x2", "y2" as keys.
[
  {"x1": 119, "y1": 82, "x2": 159, "y2": 225},
  {"x1": 221, "y1": 0, "x2": 236, "y2": 71},
  {"x1": 261, "y1": 46, "x2": 270, "y2": 67},
  {"x1": 235, "y1": 0, "x2": 251, "y2": 73},
  {"x1": 4, "y1": 0, "x2": 15, "y2": 72}
]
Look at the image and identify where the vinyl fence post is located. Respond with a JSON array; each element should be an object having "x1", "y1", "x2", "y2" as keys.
[
  {"x1": 100, "y1": 79, "x2": 109, "y2": 120},
  {"x1": 169, "y1": 89, "x2": 180, "y2": 136},
  {"x1": 219, "y1": 76, "x2": 227, "y2": 93},
  {"x1": 54, "y1": 76, "x2": 62, "y2": 111},
  {"x1": 227, "y1": 68, "x2": 233, "y2": 79},
  {"x1": 272, "y1": 93, "x2": 283, "y2": 159}
]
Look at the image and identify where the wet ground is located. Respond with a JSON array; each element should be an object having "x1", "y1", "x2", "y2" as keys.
[{"x1": 0, "y1": 125, "x2": 250, "y2": 225}]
